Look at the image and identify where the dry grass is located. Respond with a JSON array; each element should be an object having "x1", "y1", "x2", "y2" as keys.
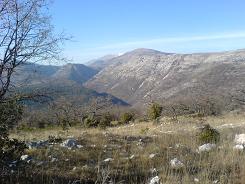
[
  {"x1": 11, "y1": 113, "x2": 245, "y2": 140},
  {"x1": 7, "y1": 112, "x2": 245, "y2": 184}
]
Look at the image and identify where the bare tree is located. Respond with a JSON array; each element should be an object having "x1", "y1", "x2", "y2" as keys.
[
  {"x1": 0, "y1": 0, "x2": 66, "y2": 100},
  {"x1": 84, "y1": 97, "x2": 114, "y2": 117},
  {"x1": 49, "y1": 97, "x2": 81, "y2": 129}
]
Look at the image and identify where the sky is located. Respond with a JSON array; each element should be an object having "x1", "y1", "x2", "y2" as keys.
[{"x1": 50, "y1": 0, "x2": 245, "y2": 63}]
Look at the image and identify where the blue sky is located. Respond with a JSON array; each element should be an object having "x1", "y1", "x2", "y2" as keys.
[{"x1": 51, "y1": 0, "x2": 245, "y2": 63}]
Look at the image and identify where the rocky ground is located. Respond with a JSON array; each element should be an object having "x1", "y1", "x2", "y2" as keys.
[{"x1": 5, "y1": 113, "x2": 245, "y2": 184}]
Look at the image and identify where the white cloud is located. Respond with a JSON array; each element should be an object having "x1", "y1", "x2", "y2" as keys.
[
  {"x1": 65, "y1": 31, "x2": 245, "y2": 63},
  {"x1": 93, "y1": 31, "x2": 245, "y2": 50}
]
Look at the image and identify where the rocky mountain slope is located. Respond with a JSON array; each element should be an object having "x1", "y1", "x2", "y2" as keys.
[
  {"x1": 85, "y1": 48, "x2": 245, "y2": 108},
  {"x1": 86, "y1": 55, "x2": 118, "y2": 70},
  {"x1": 51, "y1": 63, "x2": 98, "y2": 84}
]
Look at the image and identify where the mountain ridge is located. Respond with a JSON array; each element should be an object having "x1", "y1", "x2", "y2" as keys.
[
  {"x1": 11, "y1": 48, "x2": 245, "y2": 111},
  {"x1": 85, "y1": 48, "x2": 245, "y2": 109},
  {"x1": 86, "y1": 54, "x2": 118, "y2": 70},
  {"x1": 12, "y1": 62, "x2": 129, "y2": 108}
]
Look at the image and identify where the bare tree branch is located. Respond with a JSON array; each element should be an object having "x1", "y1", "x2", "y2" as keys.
[{"x1": 0, "y1": 0, "x2": 67, "y2": 100}]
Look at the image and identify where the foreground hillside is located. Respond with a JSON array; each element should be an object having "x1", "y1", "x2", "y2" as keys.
[
  {"x1": 7, "y1": 113, "x2": 245, "y2": 184},
  {"x1": 85, "y1": 48, "x2": 245, "y2": 109}
]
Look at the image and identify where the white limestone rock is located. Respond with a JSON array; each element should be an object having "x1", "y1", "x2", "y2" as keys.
[
  {"x1": 233, "y1": 144, "x2": 244, "y2": 150},
  {"x1": 104, "y1": 158, "x2": 113, "y2": 162},
  {"x1": 20, "y1": 155, "x2": 32, "y2": 162},
  {"x1": 234, "y1": 134, "x2": 245, "y2": 145},
  {"x1": 60, "y1": 138, "x2": 78, "y2": 148},
  {"x1": 198, "y1": 143, "x2": 216, "y2": 152},
  {"x1": 149, "y1": 153, "x2": 156, "y2": 159},
  {"x1": 149, "y1": 176, "x2": 161, "y2": 184},
  {"x1": 170, "y1": 158, "x2": 184, "y2": 169}
]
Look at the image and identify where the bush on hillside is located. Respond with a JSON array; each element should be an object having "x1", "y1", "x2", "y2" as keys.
[
  {"x1": 83, "y1": 113, "x2": 114, "y2": 128},
  {"x1": 98, "y1": 113, "x2": 113, "y2": 129},
  {"x1": 148, "y1": 103, "x2": 163, "y2": 120},
  {"x1": 0, "y1": 99, "x2": 23, "y2": 136},
  {"x1": 83, "y1": 114, "x2": 99, "y2": 128},
  {"x1": 120, "y1": 112, "x2": 135, "y2": 124},
  {"x1": 197, "y1": 124, "x2": 220, "y2": 144},
  {"x1": 0, "y1": 99, "x2": 26, "y2": 167}
]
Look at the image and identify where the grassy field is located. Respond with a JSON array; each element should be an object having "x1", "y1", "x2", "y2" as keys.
[{"x1": 6, "y1": 113, "x2": 245, "y2": 184}]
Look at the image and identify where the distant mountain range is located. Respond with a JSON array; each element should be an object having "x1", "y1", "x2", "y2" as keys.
[
  {"x1": 13, "y1": 63, "x2": 98, "y2": 86},
  {"x1": 85, "y1": 48, "x2": 245, "y2": 109},
  {"x1": 12, "y1": 63, "x2": 128, "y2": 108},
  {"x1": 12, "y1": 48, "x2": 245, "y2": 111}
]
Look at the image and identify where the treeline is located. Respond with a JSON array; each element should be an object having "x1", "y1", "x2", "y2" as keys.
[{"x1": 16, "y1": 90, "x2": 245, "y2": 130}]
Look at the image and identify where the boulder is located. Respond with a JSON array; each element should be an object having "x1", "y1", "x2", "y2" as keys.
[
  {"x1": 149, "y1": 176, "x2": 161, "y2": 184},
  {"x1": 170, "y1": 158, "x2": 184, "y2": 169},
  {"x1": 104, "y1": 158, "x2": 113, "y2": 162},
  {"x1": 198, "y1": 143, "x2": 216, "y2": 152},
  {"x1": 194, "y1": 178, "x2": 200, "y2": 183},
  {"x1": 234, "y1": 134, "x2": 245, "y2": 145},
  {"x1": 149, "y1": 153, "x2": 156, "y2": 159},
  {"x1": 77, "y1": 145, "x2": 83, "y2": 149},
  {"x1": 60, "y1": 138, "x2": 78, "y2": 148},
  {"x1": 27, "y1": 140, "x2": 49, "y2": 149},
  {"x1": 233, "y1": 144, "x2": 244, "y2": 150},
  {"x1": 20, "y1": 155, "x2": 32, "y2": 163}
]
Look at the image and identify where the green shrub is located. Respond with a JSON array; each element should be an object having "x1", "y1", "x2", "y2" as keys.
[
  {"x1": 83, "y1": 115, "x2": 99, "y2": 128},
  {"x1": 0, "y1": 138, "x2": 26, "y2": 163},
  {"x1": 83, "y1": 113, "x2": 113, "y2": 128},
  {"x1": 148, "y1": 103, "x2": 162, "y2": 120},
  {"x1": 98, "y1": 113, "x2": 113, "y2": 129},
  {"x1": 120, "y1": 112, "x2": 134, "y2": 124},
  {"x1": 0, "y1": 99, "x2": 23, "y2": 136},
  {"x1": 197, "y1": 124, "x2": 220, "y2": 144},
  {"x1": 0, "y1": 99, "x2": 26, "y2": 166}
]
